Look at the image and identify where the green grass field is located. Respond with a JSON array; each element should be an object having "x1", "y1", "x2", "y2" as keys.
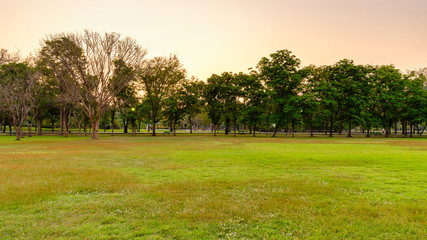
[{"x1": 0, "y1": 135, "x2": 426, "y2": 239}]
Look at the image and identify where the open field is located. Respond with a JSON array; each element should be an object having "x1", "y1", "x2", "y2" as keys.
[{"x1": 0, "y1": 135, "x2": 426, "y2": 239}]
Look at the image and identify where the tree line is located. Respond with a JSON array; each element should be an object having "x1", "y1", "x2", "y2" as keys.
[{"x1": 1, "y1": 31, "x2": 426, "y2": 140}]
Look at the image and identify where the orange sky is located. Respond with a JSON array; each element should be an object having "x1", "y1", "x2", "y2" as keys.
[{"x1": 1, "y1": 0, "x2": 426, "y2": 80}]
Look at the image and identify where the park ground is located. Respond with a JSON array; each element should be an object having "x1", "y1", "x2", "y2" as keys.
[{"x1": 0, "y1": 135, "x2": 426, "y2": 239}]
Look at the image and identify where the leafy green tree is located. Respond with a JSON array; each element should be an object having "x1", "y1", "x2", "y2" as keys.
[
  {"x1": 359, "y1": 65, "x2": 381, "y2": 137},
  {"x1": 403, "y1": 71, "x2": 426, "y2": 137},
  {"x1": 117, "y1": 84, "x2": 139, "y2": 134},
  {"x1": 237, "y1": 72, "x2": 266, "y2": 137},
  {"x1": 139, "y1": 54, "x2": 186, "y2": 136},
  {"x1": 220, "y1": 72, "x2": 241, "y2": 135},
  {"x1": 183, "y1": 78, "x2": 203, "y2": 134},
  {"x1": 300, "y1": 65, "x2": 323, "y2": 137},
  {"x1": 373, "y1": 65, "x2": 405, "y2": 137},
  {"x1": 203, "y1": 74, "x2": 225, "y2": 136},
  {"x1": 257, "y1": 49, "x2": 304, "y2": 137},
  {"x1": 164, "y1": 80, "x2": 188, "y2": 136},
  {"x1": 328, "y1": 60, "x2": 365, "y2": 137}
]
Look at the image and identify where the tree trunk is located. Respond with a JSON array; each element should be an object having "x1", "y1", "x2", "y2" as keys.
[
  {"x1": 329, "y1": 117, "x2": 334, "y2": 137},
  {"x1": 173, "y1": 123, "x2": 176, "y2": 136},
  {"x1": 59, "y1": 109, "x2": 63, "y2": 136},
  {"x1": 111, "y1": 110, "x2": 115, "y2": 136},
  {"x1": 77, "y1": 120, "x2": 82, "y2": 136},
  {"x1": 132, "y1": 124, "x2": 136, "y2": 136},
  {"x1": 253, "y1": 126, "x2": 256, "y2": 137},
  {"x1": 14, "y1": 125, "x2": 21, "y2": 141},
  {"x1": 27, "y1": 118, "x2": 32, "y2": 137},
  {"x1": 272, "y1": 124, "x2": 279, "y2": 137},
  {"x1": 91, "y1": 116, "x2": 100, "y2": 139},
  {"x1": 420, "y1": 124, "x2": 426, "y2": 136},
  {"x1": 63, "y1": 113, "x2": 69, "y2": 138},
  {"x1": 366, "y1": 128, "x2": 370, "y2": 137},
  {"x1": 324, "y1": 120, "x2": 328, "y2": 135},
  {"x1": 233, "y1": 119, "x2": 237, "y2": 137},
  {"x1": 214, "y1": 124, "x2": 217, "y2": 136},
  {"x1": 37, "y1": 118, "x2": 43, "y2": 136},
  {"x1": 402, "y1": 121, "x2": 407, "y2": 136},
  {"x1": 338, "y1": 120, "x2": 343, "y2": 135},
  {"x1": 152, "y1": 119, "x2": 156, "y2": 136},
  {"x1": 347, "y1": 121, "x2": 352, "y2": 137},
  {"x1": 410, "y1": 122, "x2": 413, "y2": 138},
  {"x1": 123, "y1": 118, "x2": 128, "y2": 134},
  {"x1": 309, "y1": 120, "x2": 313, "y2": 137},
  {"x1": 395, "y1": 122, "x2": 398, "y2": 135},
  {"x1": 189, "y1": 119, "x2": 193, "y2": 134}
]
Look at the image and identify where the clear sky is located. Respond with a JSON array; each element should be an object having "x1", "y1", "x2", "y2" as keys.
[{"x1": 1, "y1": 0, "x2": 426, "y2": 80}]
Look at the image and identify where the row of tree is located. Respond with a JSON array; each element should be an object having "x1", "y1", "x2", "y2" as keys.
[{"x1": 1, "y1": 31, "x2": 426, "y2": 140}]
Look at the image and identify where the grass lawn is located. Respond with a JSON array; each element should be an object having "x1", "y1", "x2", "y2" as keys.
[{"x1": 0, "y1": 135, "x2": 426, "y2": 239}]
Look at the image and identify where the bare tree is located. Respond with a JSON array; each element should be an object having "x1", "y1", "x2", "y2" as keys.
[
  {"x1": 39, "y1": 30, "x2": 147, "y2": 139},
  {"x1": 0, "y1": 49, "x2": 19, "y2": 65}
]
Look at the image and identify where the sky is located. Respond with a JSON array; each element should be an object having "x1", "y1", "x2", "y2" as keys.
[{"x1": 1, "y1": 0, "x2": 426, "y2": 80}]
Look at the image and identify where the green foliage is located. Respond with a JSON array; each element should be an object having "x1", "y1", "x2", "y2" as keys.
[
  {"x1": 257, "y1": 49, "x2": 305, "y2": 133},
  {"x1": 139, "y1": 54, "x2": 186, "y2": 135}
]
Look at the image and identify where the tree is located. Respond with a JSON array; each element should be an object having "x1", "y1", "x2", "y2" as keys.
[
  {"x1": 139, "y1": 54, "x2": 186, "y2": 136},
  {"x1": 237, "y1": 72, "x2": 266, "y2": 137},
  {"x1": 300, "y1": 65, "x2": 323, "y2": 137},
  {"x1": 257, "y1": 49, "x2": 303, "y2": 137},
  {"x1": 203, "y1": 74, "x2": 225, "y2": 136},
  {"x1": 327, "y1": 60, "x2": 365, "y2": 137},
  {"x1": 403, "y1": 71, "x2": 426, "y2": 137},
  {"x1": 0, "y1": 62, "x2": 39, "y2": 140},
  {"x1": 216, "y1": 72, "x2": 240, "y2": 136},
  {"x1": 117, "y1": 84, "x2": 139, "y2": 134},
  {"x1": 39, "y1": 30, "x2": 146, "y2": 139},
  {"x1": 183, "y1": 78, "x2": 203, "y2": 134},
  {"x1": 164, "y1": 82, "x2": 186, "y2": 136},
  {"x1": 359, "y1": 65, "x2": 381, "y2": 137},
  {"x1": 373, "y1": 65, "x2": 405, "y2": 137}
]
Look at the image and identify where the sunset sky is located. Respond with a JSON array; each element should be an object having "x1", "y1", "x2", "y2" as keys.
[{"x1": 1, "y1": 0, "x2": 426, "y2": 80}]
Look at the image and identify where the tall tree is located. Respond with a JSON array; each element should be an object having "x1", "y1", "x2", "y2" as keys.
[
  {"x1": 359, "y1": 65, "x2": 381, "y2": 137},
  {"x1": 403, "y1": 71, "x2": 426, "y2": 137},
  {"x1": 203, "y1": 74, "x2": 225, "y2": 136},
  {"x1": 139, "y1": 54, "x2": 186, "y2": 136},
  {"x1": 0, "y1": 62, "x2": 39, "y2": 140},
  {"x1": 39, "y1": 30, "x2": 146, "y2": 139},
  {"x1": 257, "y1": 49, "x2": 303, "y2": 137},
  {"x1": 183, "y1": 78, "x2": 203, "y2": 134},
  {"x1": 237, "y1": 72, "x2": 265, "y2": 137},
  {"x1": 300, "y1": 65, "x2": 323, "y2": 137},
  {"x1": 328, "y1": 60, "x2": 365, "y2": 137},
  {"x1": 373, "y1": 65, "x2": 405, "y2": 137}
]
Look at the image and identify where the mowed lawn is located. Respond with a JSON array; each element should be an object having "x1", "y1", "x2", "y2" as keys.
[{"x1": 0, "y1": 135, "x2": 426, "y2": 239}]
